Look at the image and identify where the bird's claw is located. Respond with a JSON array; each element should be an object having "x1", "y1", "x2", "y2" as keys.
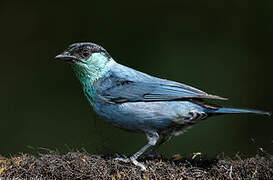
[
  {"x1": 114, "y1": 157, "x2": 147, "y2": 171},
  {"x1": 130, "y1": 158, "x2": 147, "y2": 171},
  {"x1": 114, "y1": 157, "x2": 130, "y2": 163}
]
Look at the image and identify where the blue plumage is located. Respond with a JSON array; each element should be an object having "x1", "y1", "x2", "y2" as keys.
[
  {"x1": 55, "y1": 42, "x2": 271, "y2": 170},
  {"x1": 207, "y1": 107, "x2": 270, "y2": 115}
]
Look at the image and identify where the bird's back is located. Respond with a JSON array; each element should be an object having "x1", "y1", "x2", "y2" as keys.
[{"x1": 91, "y1": 62, "x2": 211, "y2": 133}]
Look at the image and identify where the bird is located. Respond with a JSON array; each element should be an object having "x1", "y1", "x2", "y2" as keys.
[{"x1": 55, "y1": 42, "x2": 271, "y2": 170}]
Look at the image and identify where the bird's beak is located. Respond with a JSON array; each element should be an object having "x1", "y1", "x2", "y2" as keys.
[{"x1": 55, "y1": 52, "x2": 78, "y2": 62}]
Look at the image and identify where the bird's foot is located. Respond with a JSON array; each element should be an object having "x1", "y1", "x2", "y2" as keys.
[
  {"x1": 114, "y1": 156, "x2": 147, "y2": 171},
  {"x1": 114, "y1": 154, "x2": 130, "y2": 162},
  {"x1": 114, "y1": 157, "x2": 130, "y2": 163},
  {"x1": 130, "y1": 157, "x2": 146, "y2": 171}
]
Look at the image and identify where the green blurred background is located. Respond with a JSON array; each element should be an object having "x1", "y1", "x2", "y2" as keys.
[{"x1": 1, "y1": 0, "x2": 272, "y2": 157}]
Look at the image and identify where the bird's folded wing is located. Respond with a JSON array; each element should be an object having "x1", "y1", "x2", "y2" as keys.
[{"x1": 101, "y1": 81, "x2": 227, "y2": 103}]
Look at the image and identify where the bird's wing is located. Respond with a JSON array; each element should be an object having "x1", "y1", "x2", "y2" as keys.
[{"x1": 99, "y1": 80, "x2": 227, "y2": 103}]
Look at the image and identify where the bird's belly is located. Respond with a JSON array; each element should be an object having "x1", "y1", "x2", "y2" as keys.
[{"x1": 93, "y1": 100, "x2": 203, "y2": 133}]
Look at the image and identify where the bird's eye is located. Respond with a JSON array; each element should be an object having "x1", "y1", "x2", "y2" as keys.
[{"x1": 82, "y1": 50, "x2": 90, "y2": 58}]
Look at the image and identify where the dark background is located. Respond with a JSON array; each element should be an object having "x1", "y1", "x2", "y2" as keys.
[{"x1": 1, "y1": 1, "x2": 272, "y2": 157}]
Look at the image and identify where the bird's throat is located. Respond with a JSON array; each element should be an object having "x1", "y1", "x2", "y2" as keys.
[{"x1": 72, "y1": 53, "x2": 113, "y2": 105}]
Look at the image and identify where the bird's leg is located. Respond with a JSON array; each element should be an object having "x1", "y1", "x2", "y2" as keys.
[
  {"x1": 145, "y1": 135, "x2": 172, "y2": 157},
  {"x1": 115, "y1": 131, "x2": 159, "y2": 171}
]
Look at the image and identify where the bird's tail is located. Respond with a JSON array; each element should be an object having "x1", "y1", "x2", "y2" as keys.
[{"x1": 207, "y1": 107, "x2": 271, "y2": 116}]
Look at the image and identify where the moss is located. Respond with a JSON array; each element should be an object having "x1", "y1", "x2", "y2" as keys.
[{"x1": 0, "y1": 152, "x2": 272, "y2": 179}]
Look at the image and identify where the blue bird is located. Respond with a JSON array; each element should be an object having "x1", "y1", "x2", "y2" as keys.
[{"x1": 55, "y1": 42, "x2": 271, "y2": 170}]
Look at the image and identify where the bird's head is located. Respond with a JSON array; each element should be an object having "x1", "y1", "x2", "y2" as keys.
[
  {"x1": 55, "y1": 42, "x2": 111, "y2": 65},
  {"x1": 55, "y1": 42, "x2": 113, "y2": 82}
]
